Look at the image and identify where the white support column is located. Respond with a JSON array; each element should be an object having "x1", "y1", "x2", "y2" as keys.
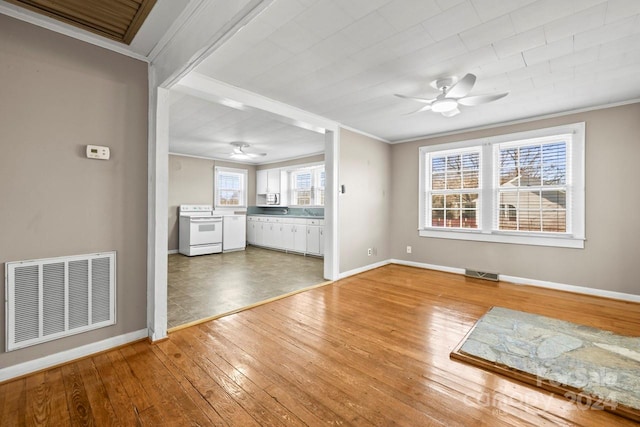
[
  {"x1": 147, "y1": 76, "x2": 169, "y2": 342},
  {"x1": 324, "y1": 129, "x2": 340, "y2": 281}
]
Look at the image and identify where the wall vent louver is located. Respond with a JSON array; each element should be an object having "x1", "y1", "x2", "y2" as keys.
[
  {"x1": 5, "y1": 252, "x2": 116, "y2": 351},
  {"x1": 464, "y1": 269, "x2": 499, "y2": 282}
]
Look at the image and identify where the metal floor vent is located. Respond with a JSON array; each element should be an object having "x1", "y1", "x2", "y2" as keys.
[
  {"x1": 465, "y1": 269, "x2": 499, "y2": 282},
  {"x1": 5, "y1": 252, "x2": 116, "y2": 351}
]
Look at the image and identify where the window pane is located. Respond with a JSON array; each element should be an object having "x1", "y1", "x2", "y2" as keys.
[
  {"x1": 542, "y1": 210, "x2": 567, "y2": 232},
  {"x1": 432, "y1": 194, "x2": 444, "y2": 208},
  {"x1": 462, "y1": 170, "x2": 478, "y2": 189},
  {"x1": 446, "y1": 172, "x2": 461, "y2": 189},
  {"x1": 519, "y1": 145, "x2": 542, "y2": 186},
  {"x1": 518, "y1": 210, "x2": 541, "y2": 231},
  {"x1": 295, "y1": 172, "x2": 312, "y2": 190},
  {"x1": 432, "y1": 173, "x2": 445, "y2": 190},
  {"x1": 462, "y1": 152, "x2": 479, "y2": 170},
  {"x1": 499, "y1": 206, "x2": 518, "y2": 230},
  {"x1": 432, "y1": 156, "x2": 445, "y2": 173},
  {"x1": 461, "y1": 210, "x2": 477, "y2": 228},
  {"x1": 445, "y1": 210, "x2": 461, "y2": 228},
  {"x1": 519, "y1": 190, "x2": 541, "y2": 210},
  {"x1": 499, "y1": 148, "x2": 518, "y2": 186},
  {"x1": 219, "y1": 190, "x2": 240, "y2": 205},
  {"x1": 541, "y1": 190, "x2": 566, "y2": 208},
  {"x1": 446, "y1": 155, "x2": 461, "y2": 171},
  {"x1": 432, "y1": 209, "x2": 444, "y2": 227},
  {"x1": 445, "y1": 194, "x2": 460, "y2": 209},
  {"x1": 542, "y1": 142, "x2": 566, "y2": 185},
  {"x1": 295, "y1": 190, "x2": 311, "y2": 205}
]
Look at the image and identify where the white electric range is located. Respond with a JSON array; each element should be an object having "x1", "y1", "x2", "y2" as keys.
[{"x1": 178, "y1": 205, "x2": 223, "y2": 256}]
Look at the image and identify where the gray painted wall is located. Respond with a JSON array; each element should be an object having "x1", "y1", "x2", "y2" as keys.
[
  {"x1": 168, "y1": 155, "x2": 257, "y2": 251},
  {"x1": 339, "y1": 129, "x2": 391, "y2": 273},
  {"x1": 390, "y1": 103, "x2": 640, "y2": 296},
  {"x1": 0, "y1": 15, "x2": 149, "y2": 365}
]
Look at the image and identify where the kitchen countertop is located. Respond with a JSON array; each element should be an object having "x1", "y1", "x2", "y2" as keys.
[{"x1": 248, "y1": 214, "x2": 324, "y2": 219}]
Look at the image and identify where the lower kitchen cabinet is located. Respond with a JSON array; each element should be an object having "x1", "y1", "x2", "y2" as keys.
[
  {"x1": 247, "y1": 216, "x2": 323, "y2": 256},
  {"x1": 282, "y1": 220, "x2": 307, "y2": 253},
  {"x1": 306, "y1": 218, "x2": 324, "y2": 256}
]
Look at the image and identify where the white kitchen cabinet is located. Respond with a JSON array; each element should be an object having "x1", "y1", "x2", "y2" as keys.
[
  {"x1": 306, "y1": 226, "x2": 321, "y2": 255},
  {"x1": 248, "y1": 215, "x2": 322, "y2": 256},
  {"x1": 306, "y1": 218, "x2": 324, "y2": 256},
  {"x1": 263, "y1": 218, "x2": 283, "y2": 249},
  {"x1": 256, "y1": 169, "x2": 281, "y2": 194},
  {"x1": 282, "y1": 219, "x2": 307, "y2": 253},
  {"x1": 247, "y1": 216, "x2": 265, "y2": 246},
  {"x1": 247, "y1": 216, "x2": 257, "y2": 245}
]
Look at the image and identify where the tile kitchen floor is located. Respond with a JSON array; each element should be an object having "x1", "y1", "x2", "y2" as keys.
[{"x1": 167, "y1": 246, "x2": 325, "y2": 328}]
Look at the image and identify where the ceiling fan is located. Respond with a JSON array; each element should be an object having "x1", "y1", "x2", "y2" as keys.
[
  {"x1": 395, "y1": 73, "x2": 508, "y2": 117},
  {"x1": 229, "y1": 141, "x2": 267, "y2": 159}
]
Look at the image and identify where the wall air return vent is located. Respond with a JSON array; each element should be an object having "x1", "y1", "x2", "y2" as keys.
[{"x1": 5, "y1": 252, "x2": 116, "y2": 351}]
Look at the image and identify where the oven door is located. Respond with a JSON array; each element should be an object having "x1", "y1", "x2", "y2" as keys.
[{"x1": 189, "y1": 217, "x2": 222, "y2": 246}]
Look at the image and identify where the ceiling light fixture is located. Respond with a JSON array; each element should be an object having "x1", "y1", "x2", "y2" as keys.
[{"x1": 431, "y1": 98, "x2": 458, "y2": 113}]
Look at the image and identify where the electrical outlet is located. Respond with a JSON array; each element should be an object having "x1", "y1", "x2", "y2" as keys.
[
  {"x1": 406, "y1": 246, "x2": 412, "y2": 254},
  {"x1": 367, "y1": 248, "x2": 372, "y2": 256}
]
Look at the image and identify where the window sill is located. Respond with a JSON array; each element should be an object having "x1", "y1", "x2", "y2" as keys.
[{"x1": 418, "y1": 228, "x2": 584, "y2": 249}]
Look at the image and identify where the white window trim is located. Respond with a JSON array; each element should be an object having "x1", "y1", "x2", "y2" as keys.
[
  {"x1": 418, "y1": 122, "x2": 585, "y2": 249},
  {"x1": 214, "y1": 166, "x2": 248, "y2": 208}
]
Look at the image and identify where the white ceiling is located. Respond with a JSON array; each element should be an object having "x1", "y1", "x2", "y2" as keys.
[
  {"x1": 5, "y1": 0, "x2": 640, "y2": 162},
  {"x1": 169, "y1": 89, "x2": 325, "y2": 164},
  {"x1": 185, "y1": 0, "x2": 640, "y2": 147}
]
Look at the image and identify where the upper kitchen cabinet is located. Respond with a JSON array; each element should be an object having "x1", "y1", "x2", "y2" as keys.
[{"x1": 256, "y1": 169, "x2": 281, "y2": 194}]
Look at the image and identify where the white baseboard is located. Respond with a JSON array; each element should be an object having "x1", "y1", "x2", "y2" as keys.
[
  {"x1": 0, "y1": 328, "x2": 148, "y2": 382},
  {"x1": 389, "y1": 259, "x2": 640, "y2": 303},
  {"x1": 338, "y1": 260, "x2": 391, "y2": 279},
  {"x1": 168, "y1": 249, "x2": 179, "y2": 254},
  {"x1": 389, "y1": 259, "x2": 465, "y2": 275},
  {"x1": 499, "y1": 274, "x2": 640, "y2": 303}
]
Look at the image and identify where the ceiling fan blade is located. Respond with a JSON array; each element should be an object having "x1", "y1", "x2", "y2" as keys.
[
  {"x1": 246, "y1": 152, "x2": 267, "y2": 157},
  {"x1": 394, "y1": 94, "x2": 437, "y2": 104},
  {"x1": 403, "y1": 104, "x2": 433, "y2": 115},
  {"x1": 458, "y1": 92, "x2": 508, "y2": 106},
  {"x1": 445, "y1": 73, "x2": 476, "y2": 98},
  {"x1": 441, "y1": 108, "x2": 460, "y2": 118}
]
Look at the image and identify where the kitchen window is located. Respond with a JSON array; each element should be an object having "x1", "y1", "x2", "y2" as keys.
[
  {"x1": 214, "y1": 166, "x2": 247, "y2": 208},
  {"x1": 419, "y1": 122, "x2": 585, "y2": 248},
  {"x1": 290, "y1": 165, "x2": 325, "y2": 206}
]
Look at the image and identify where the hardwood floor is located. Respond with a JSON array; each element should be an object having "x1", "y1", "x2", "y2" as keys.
[{"x1": 2, "y1": 264, "x2": 639, "y2": 426}]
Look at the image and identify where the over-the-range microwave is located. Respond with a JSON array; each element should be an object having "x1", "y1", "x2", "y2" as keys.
[{"x1": 265, "y1": 193, "x2": 280, "y2": 205}]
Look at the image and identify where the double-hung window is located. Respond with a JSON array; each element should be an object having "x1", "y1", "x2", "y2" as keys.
[
  {"x1": 419, "y1": 123, "x2": 585, "y2": 248},
  {"x1": 290, "y1": 165, "x2": 325, "y2": 206},
  {"x1": 214, "y1": 166, "x2": 247, "y2": 208}
]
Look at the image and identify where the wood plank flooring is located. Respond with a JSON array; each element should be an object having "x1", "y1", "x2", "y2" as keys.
[{"x1": 2, "y1": 264, "x2": 639, "y2": 426}]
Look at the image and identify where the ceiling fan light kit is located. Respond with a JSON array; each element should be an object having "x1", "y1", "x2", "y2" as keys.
[
  {"x1": 431, "y1": 98, "x2": 458, "y2": 113},
  {"x1": 396, "y1": 73, "x2": 508, "y2": 118}
]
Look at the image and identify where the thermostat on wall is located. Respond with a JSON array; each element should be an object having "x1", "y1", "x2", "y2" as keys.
[{"x1": 86, "y1": 145, "x2": 110, "y2": 160}]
